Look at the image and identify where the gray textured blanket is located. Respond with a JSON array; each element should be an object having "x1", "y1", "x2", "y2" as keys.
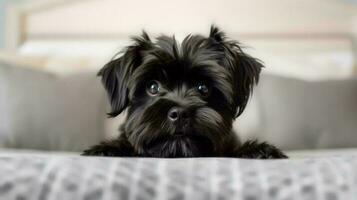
[{"x1": 0, "y1": 155, "x2": 357, "y2": 200}]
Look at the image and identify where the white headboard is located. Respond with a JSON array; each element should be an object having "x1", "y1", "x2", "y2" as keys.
[{"x1": 4, "y1": 0, "x2": 357, "y2": 77}]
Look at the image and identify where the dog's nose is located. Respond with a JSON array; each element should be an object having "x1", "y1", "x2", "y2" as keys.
[{"x1": 168, "y1": 107, "x2": 189, "y2": 122}]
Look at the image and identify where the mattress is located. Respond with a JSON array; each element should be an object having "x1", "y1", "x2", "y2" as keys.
[{"x1": 0, "y1": 150, "x2": 357, "y2": 200}]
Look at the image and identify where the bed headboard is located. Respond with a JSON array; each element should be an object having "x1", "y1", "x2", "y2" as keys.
[{"x1": 4, "y1": 0, "x2": 357, "y2": 77}]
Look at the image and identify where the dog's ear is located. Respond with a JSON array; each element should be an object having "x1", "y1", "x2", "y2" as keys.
[
  {"x1": 209, "y1": 25, "x2": 263, "y2": 118},
  {"x1": 98, "y1": 32, "x2": 151, "y2": 117}
]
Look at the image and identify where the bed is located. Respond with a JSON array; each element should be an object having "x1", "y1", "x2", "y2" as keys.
[
  {"x1": 1, "y1": 150, "x2": 357, "y2": 200},
  {"x1": 1, "y1": 0, "x2": 357, "y2": 200}
]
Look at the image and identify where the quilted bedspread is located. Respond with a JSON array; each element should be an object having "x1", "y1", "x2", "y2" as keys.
[{"x1": 0, "y1": 153, "x2": 357, "y2": 200}]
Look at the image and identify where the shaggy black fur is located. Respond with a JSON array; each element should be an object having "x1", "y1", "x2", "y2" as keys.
[{"x1": 82, "y1": 26, "x2": 287, "y2": 159}]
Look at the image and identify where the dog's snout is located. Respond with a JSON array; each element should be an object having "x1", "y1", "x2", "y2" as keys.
[{"x1": 168, "y1": 107, "x2": 189, "y2": 122}]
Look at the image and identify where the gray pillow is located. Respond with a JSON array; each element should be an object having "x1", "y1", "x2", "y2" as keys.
[
  {"x1": 0, "y1": 62, "x2": 107, "y2": 151},
  {"x1": 256, "y1": 74, "x2": 357, "y2": 150}
]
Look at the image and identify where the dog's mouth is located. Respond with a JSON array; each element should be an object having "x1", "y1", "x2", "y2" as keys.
[
  {"x1": 146, "y1": 133, "x2": 202, "y2": 146},
  {"x1": 143, "y1": 133, "x2": 214, "y2": 158}
]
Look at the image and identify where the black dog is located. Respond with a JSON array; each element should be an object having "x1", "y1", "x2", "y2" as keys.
[{"x1": 83, "y1": 26, "x2": 287, "y2": 159}]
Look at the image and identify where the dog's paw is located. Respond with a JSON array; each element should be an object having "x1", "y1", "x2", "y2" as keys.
[
  {"x1": 235, "y1": 140, "x2": 288, "y2": 159},
  {"x1": 81, "y1": 140, "x2": 135, "y2": 157}
]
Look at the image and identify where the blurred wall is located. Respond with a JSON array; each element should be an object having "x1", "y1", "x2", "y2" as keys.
[
  {"x1": 26, "y1": 0, "x2": 357, "y2": 36},
  {"x1": 1, "y1": 0, "x2": 357, "y2": 55},
  {"x1": 0, "y1": 0, "x2": 24, "y2": 49}
]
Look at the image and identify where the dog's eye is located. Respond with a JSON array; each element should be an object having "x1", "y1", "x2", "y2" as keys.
[
  {"x1": 147, "y1": 80, "x2": 160, "y2": 96},
  {"x1": 197, "y1": 83, "x2": 209, "y2": 96}
]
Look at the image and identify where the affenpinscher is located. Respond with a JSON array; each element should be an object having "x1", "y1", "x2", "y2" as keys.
[{"x1": 83, "y1": 26, "x2": 287, "y2": 159}]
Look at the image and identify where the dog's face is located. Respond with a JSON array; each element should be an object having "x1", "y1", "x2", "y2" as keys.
[{"x1": 99, "y1": 26, "x2": 263, "y2": 157}]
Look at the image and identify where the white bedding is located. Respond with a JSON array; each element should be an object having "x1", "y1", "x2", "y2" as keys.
[{"x1": 1, "y1": 149, "x2": 357, "y2": 200}]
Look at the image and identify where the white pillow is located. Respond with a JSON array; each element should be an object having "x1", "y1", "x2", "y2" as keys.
[
  {"x1": 256, "y1": 74, "x2": 357, "y2": 150},
  {"x1": 0, "y1": 62, "x2": 107, "y2": 151}
]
